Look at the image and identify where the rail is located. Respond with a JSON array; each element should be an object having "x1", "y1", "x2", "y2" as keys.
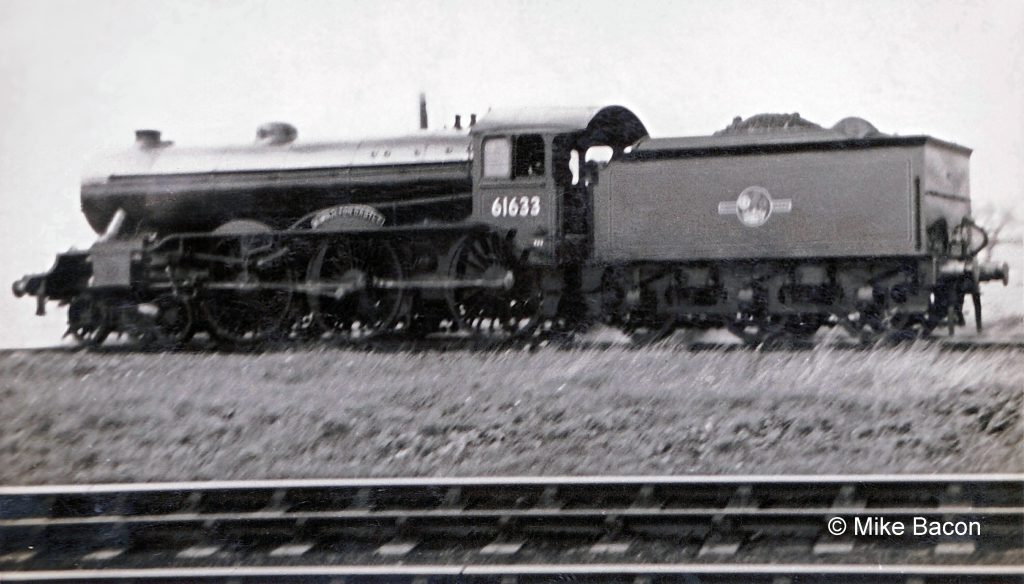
[{"x1": 1, "y1": 475, "x2": 1021, "y2": 582}]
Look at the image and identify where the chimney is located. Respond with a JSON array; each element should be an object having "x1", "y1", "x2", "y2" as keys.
[
  {"x1": 135, "y1": 129, "x2": 163, "y2": 149},
  {"x1": 419, "y1": 92, "x2": 428, "y2": 130},
  {"x1": 454, "y1": 114, "x2": 462, "y2": 130}
]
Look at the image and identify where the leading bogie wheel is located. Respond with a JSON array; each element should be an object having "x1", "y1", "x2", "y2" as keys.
[
  {"x1": 132, "y1": 295, "x2": 196, "y2": 350},
  {"x1": 67, "y1": 295, "x2": 112, "y2": 348}
]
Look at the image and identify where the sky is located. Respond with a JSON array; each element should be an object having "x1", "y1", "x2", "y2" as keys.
[{"x1": 0, "y1": 0, "x2": 1022, "y2": 347}]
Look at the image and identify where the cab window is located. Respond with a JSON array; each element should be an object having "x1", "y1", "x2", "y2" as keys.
[
  {"x1": 482, "y1": 137, "x2": 511, "y2": 178},
  {"x1": 513, "y1": 134, "x2": 545, "y2": 178}
]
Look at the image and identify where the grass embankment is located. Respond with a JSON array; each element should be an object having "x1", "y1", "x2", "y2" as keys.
[{"x1": 0, "y1": 344, "x2": 1020, "y2": 484}]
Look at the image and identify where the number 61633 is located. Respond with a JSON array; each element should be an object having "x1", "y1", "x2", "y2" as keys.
[{"x1": 491, "y1": 196, "x2": 540, "y2": 218}]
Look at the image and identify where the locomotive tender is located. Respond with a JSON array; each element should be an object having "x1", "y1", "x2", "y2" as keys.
[{"x1": 12, "y1": 103, "x2": 1009, "y2": 347}]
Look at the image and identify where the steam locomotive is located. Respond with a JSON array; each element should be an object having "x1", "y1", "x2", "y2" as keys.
[{"x1": 11, "y1": 101, "x2": 1010, "y2": 347}]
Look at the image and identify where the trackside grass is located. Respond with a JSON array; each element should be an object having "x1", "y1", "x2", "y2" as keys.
[{"x1": 0, "y1": 344, "x2": 1020, "y2": 484}]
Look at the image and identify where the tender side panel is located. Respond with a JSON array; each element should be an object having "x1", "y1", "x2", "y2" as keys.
[
  {"x1": 921, "y1": 142, "x2": 972, "y2": 250},
  {"x1": 594, "y1": 146, "x2": 923, "y2": 262}
]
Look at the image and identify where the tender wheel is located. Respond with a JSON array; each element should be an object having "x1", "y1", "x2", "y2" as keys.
[
  {"x1": 621, "y1": 302, "x2": 677, "y2": 345},
  {"x1": 924, "y1": 281, "x2": 963, "y2": 338},
  {"x1": 884, "y1": 313, "x2": 932, "y2": 343},
  {"x1": 446, "y1": 233, "x2": 542, "y2": 339},
  {"x1": 726, "y1": 317, "x2": 783, "y2": 346},
  {"x1": 625, "y1": 319, "x2": 677, "y2": 344},
  {"x1": 604, "y1": 269, "x2": 679, "y2": 345},
  {"x1": 199, "y1": 228, "x2": 295, "y2": 348},
  {"x1": 842, "y1": 309, "x2": 930, "y2": 345},
  {"x1": 782, "y1": 314, "x2": 822, "y2": 342},
  {"x1": 67, "y1": 296, "x2": 111, "y2": 348},
  {"x1": 727, "y1": 315, "x2": 818, "y2": 346},
  {"x1": 306, "y1": 239, "x2": 405, "y2": 341}
]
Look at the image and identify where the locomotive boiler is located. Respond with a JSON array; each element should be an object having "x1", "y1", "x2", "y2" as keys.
[{"x1": 12, "y1": 103, "x2": 1009, "y2": 348}]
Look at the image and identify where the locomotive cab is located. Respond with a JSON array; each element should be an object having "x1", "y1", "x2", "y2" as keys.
[
  {"x1": 470, "y1": 106, "x2": 647, "y2": 266},
  {"x1": 473, "y1": 131, "x2": 552, "y2": 261}
]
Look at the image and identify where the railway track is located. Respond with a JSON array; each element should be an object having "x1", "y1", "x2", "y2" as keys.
[
  {"x1": 2, "y1": 475, "x2": 1021, "y2": 582},
  {"x1": 3, "y1": 333, "x2": 1023, "y2": 355}
]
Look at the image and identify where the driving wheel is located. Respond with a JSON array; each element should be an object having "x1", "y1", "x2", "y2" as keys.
[
  {"x1": 446, "y1": 232, "x2": 542, "y2": 339},
  {"x1": 306, "y1": 238, "x2": 405, "y2": 341}
]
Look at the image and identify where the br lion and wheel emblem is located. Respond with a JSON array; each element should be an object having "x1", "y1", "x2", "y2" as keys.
[{"x1": 718, "y1": 186, "x2": 792, "y2": 227}]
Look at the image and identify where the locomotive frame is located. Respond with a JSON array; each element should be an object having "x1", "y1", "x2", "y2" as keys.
[{"x1": 11, "y1": 104, "x2": 1009, "y2": 348}]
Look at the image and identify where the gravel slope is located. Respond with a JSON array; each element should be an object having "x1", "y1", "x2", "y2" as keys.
[{"x1": 0, "y1": 344, "x2": 1020, "y2": 484}]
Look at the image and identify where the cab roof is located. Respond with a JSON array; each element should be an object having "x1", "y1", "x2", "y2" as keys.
[{"x1": 472, "y1": 105, "x2": 648, "y2": 150}]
